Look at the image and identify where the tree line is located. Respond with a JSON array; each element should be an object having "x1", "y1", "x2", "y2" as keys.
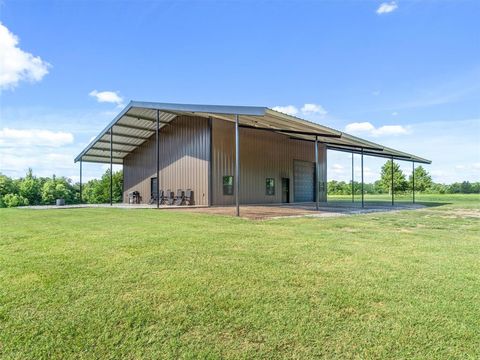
[
  {"x1": 0, "y1": 163, "x2": 478, "y2": 207},
  {"x1": 0, "y1": 169, "x2": 123, "y2": 208},
  {"x1": 327, "y1": 162, "x2": 480, "y2": 195}
]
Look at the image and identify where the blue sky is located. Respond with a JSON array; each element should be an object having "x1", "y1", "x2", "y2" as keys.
[{"x1": 1, "y1": 0, "x2": 479, "y2": 183}]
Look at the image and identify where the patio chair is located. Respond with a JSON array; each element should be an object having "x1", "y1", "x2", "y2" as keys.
[
  {"x1": 174, "y1": 189, "x2": 185, "y2": 206},
  {"x1": 158, "y1": 190, "x2": 167, "y2": 205},
  {"x1": 148, "y1": 191, "x2": 158, "y2": 205},
  {"x1": 166, "y1": 190, "x2": 175, "y2": 205},
  {"x1": 185, "y1": 189, "x2": 194, "y2": 205}
]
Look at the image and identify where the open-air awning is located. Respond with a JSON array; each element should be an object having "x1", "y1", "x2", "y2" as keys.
[{"x1": 74, "y1": 101, "x2": 431, "y2": 165}]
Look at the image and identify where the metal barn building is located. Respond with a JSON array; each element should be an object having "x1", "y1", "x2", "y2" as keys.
[{"x1": 75, "y1": 101, "x2": 430, "y2": 215}]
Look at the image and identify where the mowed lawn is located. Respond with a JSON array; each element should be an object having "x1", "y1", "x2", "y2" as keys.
[{"x1": 0, "y1": 195, "x2": 479, "y2": 359}]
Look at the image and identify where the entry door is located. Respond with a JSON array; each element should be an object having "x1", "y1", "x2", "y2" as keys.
[
  {"x1": 294, "y1": 160, "x2": 314, "y2": 202},
  {"x1": 150, "y1": 177, "x2": 158, "y2": 198},
  {"x1": 281, "y1": 178, "x2": 290, "y2": 203}
]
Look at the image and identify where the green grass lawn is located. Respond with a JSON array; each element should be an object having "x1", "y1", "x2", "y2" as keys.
[
  {"x1": 1, "y1": 194, "x2": 479, "y2": 359},
  {"x1": 328, "y1": 192, "x2": 480, "y2": 205}
]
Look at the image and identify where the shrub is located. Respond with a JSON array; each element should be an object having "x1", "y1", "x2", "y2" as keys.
[{"x1": 2, "y1": 194, "x2": 29, "y2": 207}]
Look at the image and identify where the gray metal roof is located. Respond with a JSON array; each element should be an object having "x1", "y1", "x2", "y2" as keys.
[{"x1": 75, "y1": 101, "x2": 431, "y2": 164}]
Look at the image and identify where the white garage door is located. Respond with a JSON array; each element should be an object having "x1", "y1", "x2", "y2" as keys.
[{"x1": 294, "y1": 160, "x2": 314, "y2": 202}]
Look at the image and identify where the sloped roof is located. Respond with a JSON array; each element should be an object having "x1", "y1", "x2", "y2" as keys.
[{"x1": 75, "y1": 101, "x2": 431, "y2": 164}]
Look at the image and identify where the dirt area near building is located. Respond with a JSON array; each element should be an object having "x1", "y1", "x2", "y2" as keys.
[{"x1": 181, "y1": 202, "x2": 425, "y2": 220}]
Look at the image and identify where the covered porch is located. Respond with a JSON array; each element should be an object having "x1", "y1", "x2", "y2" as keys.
[{"x1": 74, "y1": 101, "x2": 431, "y2": 216}]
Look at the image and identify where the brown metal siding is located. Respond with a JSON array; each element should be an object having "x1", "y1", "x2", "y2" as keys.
[
  {"x1": 211, "y1": 118, "x2": 327, "y2": 205},
  {"x1": 123, "y1": 116, "x2": 210, "y2": 205}
]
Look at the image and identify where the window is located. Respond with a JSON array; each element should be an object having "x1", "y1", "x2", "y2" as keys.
[
  {"x1": 223, "y1": 176, "x2": 234, "y2": 195},
  {"x1": 266, "y1": 178, "x2": 275, "y2": 196}
]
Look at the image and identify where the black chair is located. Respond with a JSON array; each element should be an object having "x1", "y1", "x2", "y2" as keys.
[
  {"x1": 158, "y1": 190, "x2": 166, "y2": 205},
  {"x1": 149, "y1": 191, "x2": 158, "y2": 205},
  {"x1": 166, "y1": 190, "x2": 175, "y2": 205},
  {"x1": 185, "y1": 189, "x2": 194, "y2": 205},
  {"x1": 174, "y1": 189, "x2": 185, "y2": 206}
]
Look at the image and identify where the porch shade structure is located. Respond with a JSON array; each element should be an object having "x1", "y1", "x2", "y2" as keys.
[
  {"x1": 74, "y1": 101, "x2": 431, "y2": 212},
  {"x1": 315, "y1": 136, "x2": 319, "y2": 211},
  {"x1": 391, "y1": 156, "x2": 395, "y2": 206}
]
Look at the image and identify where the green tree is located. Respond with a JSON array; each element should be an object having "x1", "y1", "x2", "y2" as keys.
[
  {"x1": 409, "y1": 166, "x2": 432, "y2": 192},
  {"x1": 380, "y1": 160, "x2": 408, "y2": 194},
  {"x1": 41, "y1": 175, "x2": 76, "y2": 204},
  {"x1": 82, "y1": 169, "x2": 123, "y2": 203},
  {"x1": 0, "y1": 173, "x2": 18, "y2": 197},
  {"x1": 18, "y1": 169, "x2": 43, "y2": 205}
]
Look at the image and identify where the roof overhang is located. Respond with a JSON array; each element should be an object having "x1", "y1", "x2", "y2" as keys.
[{"x1": 75, "y1": 101, "x2": 431, "y2": 165}]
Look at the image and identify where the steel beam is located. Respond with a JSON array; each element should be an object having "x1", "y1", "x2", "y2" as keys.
[
  {"x1": 240, "y1": 124, "x2": 341, "y2": 138},
  {"x1": 412, "y1": 161, "x2": 415, "y2": 204},
  {"x1": 391, "y1": 156, "x2": 394, "y2": 206},
  {"x1": 123, "y1": 114, "x2": 172, "y2": 124},
  {"x1": 110, "y1": 129, "x2": 113, "y2": 206},
  {"x1": 114, "y1": 123, "x2": 155, "y2": 132},
  {"x1": 352, "y1": 152, "x2": 354, "y2": 203},
  {"x1": 291, "y1": 138, "x2": 383, "y2": 151},
  {"x1": 235, "y1": 114, "x2": 240, "y2": 217},
  {"x1": 315, "y1": 136, "x2": 319, "y2": 210},
  {"x1": 97, "y1": 139, "x2": 143, "y2": 147},
  {"x1": 79, "y1": 159, "x2": 82, "y2": 203},
  {"x1": 79, "y1": 159, "x2": 123, "y2": 165},
  {"x1": 82, "y1": 154, "x2": 124, "y2": 160},
  {"x1": 107, "y1": 132, "x2": 151, "y2": 140},
  {"x1": 326, "y1": 145, "x2": 426, "y2": 163},
  {"x1": 361, "y1": 148, "x2": 364, "y2": 208},
  {"x1": 208, "y1": 117, "x2": 213, "y2": 206},
  {"x1": 91, "y1": 146, "x2": 130, "y2": 154},
  {"x1": 156, "y1": 110, "x2": 160, "y2": 209}
]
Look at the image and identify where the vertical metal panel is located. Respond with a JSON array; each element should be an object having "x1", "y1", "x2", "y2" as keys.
[
  {"x1": 211, "y1": 119, "x2": 327, "y2": 205},
  {"x1": 123, "y1": 115, "x2": 210, "y2": 205}
]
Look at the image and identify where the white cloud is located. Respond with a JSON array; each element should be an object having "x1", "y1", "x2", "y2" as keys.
[
  {"x1": 331, "y1": 163, "x2": 345, "y2": 174},
  {"x1": 345, "y1": 122, "x2": 409, "y2": 137},
  {"x1": 0, "y1": 128, "x2": 74, "y2": 147},
  {"x1": 89, "y1": 90, "x2": 124, "y2": 106},
  {"x1": 272, "y1": 105, "x2": 299, "y2": 116},
  {"x1": 301, "y1": 103, "x2": 327, "y2": 117},
  {"x1": 273, "y1": 103, "x2": 328, "y2": 118},
  {"x1": 376, "y1": 1, "x2": 398, "y2": 14},
  {"x1": 0, "y1": 22, "x2": 50, "y2": 90},
  {"x1": 0, "y1": 107, "x2": 124, "y2": 181},
  {"x1": 375, "y1": 125, "x2": 409, "y2": 136},
  {"x1": 391, "y1": 112, "x2": 398, "y2": 116},
  {"x1": 345, "y1": 122, "x2": 376, "y2": 133}
]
